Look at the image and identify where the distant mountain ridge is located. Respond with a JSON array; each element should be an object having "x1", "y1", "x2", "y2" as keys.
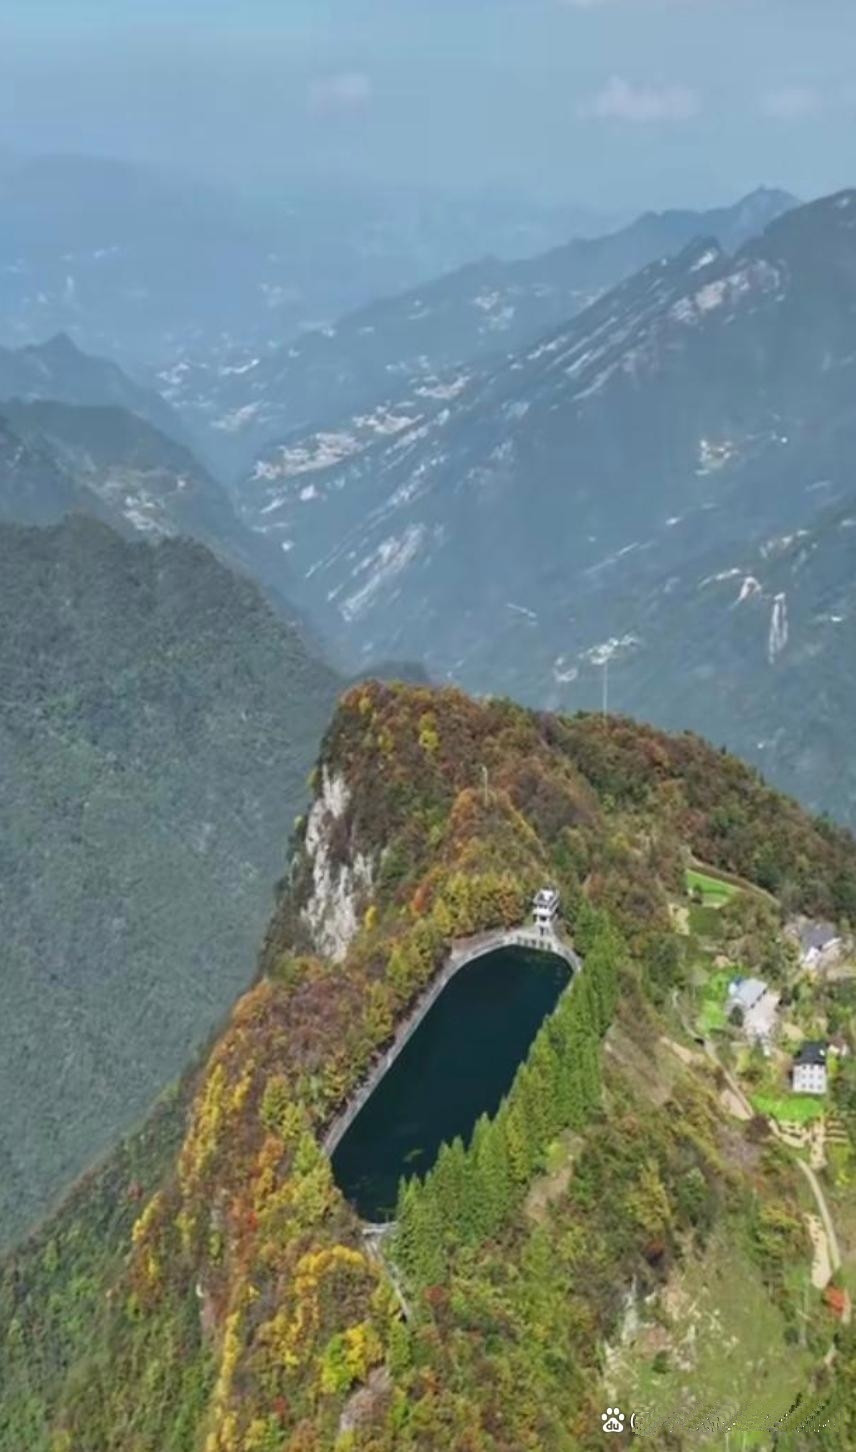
[
  {"x1": 0, "y1": 153, "x2": 608, "y2": 379},
  {"x1": 0, "y1": 390, "x2": 312, "y2": 621},
  {"x1": 168, "y1": 186, "x2": 794, "y2": 471},
  {"x1": 0, "y1": 332, "x2": 186, "y2": 441}
]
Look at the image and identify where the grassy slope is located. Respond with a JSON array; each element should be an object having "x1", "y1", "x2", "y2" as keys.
[{"x1": 2, "y1": 686, "x2": 856, "y2": 1449}]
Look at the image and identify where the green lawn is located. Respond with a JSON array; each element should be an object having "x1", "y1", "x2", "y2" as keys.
[
  {"x1": 686, "y1": 867, "x2": 737, "y2": 907},
  {"x1": 752, "y1": 1092, "x2": 826, "y2": 1124},
  {"x1": 687, "y1": 903, "x2": 724, "y2": 940}
]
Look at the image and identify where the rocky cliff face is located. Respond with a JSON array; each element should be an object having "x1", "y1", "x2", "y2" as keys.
[{"x1": 301, "y1": 766, "x2": 375, "y2": 962}]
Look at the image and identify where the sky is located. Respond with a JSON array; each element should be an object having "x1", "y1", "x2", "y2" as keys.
[{"x1": 3, "y1": 0, "x2": 855, "y2": 212}]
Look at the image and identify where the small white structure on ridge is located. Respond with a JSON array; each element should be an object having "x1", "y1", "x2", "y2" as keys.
[{"x1": 533, "y1": 886, "x2": 560, "y2": 936}]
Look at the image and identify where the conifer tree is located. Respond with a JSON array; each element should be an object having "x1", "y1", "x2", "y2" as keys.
[
  {"x1": 504, "y1": 1101, "x2": 534, "y2": 1189},
  {"x1": 394, "y1": 1176, "x2": 421, "y2": 1281},
  {"x1": 528, "y1": 1032, "x2": 564, "y2": 1143},
  {"x1": 478, "y1": 1108, "x2": 514, "y2": 1230},
  {"x1": 431, "y1": 1137, "x2": 470, "y2": 1243},
  {"x1": 472, "y1": 1113, "x2": 508, "y2": 1237}
]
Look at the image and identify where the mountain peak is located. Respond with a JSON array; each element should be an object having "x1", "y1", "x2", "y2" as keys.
[
  {"x1": 37, "y1": 330, "x2": 84, "y2": 359},
  {"x1": 738, "y1": 184, "x2": 799, "y2": 208}
]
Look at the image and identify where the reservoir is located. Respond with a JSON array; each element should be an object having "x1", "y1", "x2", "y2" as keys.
[{"x1": 331, "y1": 945, "x2": 570, "y2": 1221}]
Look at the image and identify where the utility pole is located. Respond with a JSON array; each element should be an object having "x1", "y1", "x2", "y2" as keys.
[
  {"x1": 481, "y1": 764, "x2": 489, "y2": 808},
  {"x1": 602, "y1": 658, "x2": 609, "y2": 722}
]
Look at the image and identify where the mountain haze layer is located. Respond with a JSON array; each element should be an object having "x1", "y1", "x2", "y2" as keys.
[
  {"x1": 166, "y1": 188, "x2": 793, "y2": 472},
  {"x1": 0, "y1": 154, "x2": 605, "y2": 376}
]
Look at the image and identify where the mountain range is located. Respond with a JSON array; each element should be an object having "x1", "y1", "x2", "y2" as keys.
[
  {"x1": 167, "y1": 186, "x2": 794, "y2": 472},
  {"x1": 5, "y1": 187, "x2": 856, "y2": 835},
  {"x1": 3, "y1": 165, "x2": 856, "y2": 1449},
  {"x1": 0, "y1": 153, "x2": 605, "y2": 374},
  {"x1": 223, "y1": 189, "x2": 856, "y2": 827}
]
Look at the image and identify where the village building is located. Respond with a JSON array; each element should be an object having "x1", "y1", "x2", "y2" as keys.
[
  {"x1": 793, "y1": 920, "x2": 842, "y2": 970},
  {"x1": 727, "y1": 976, "x2": 779, "y2": 1050},
  {"x1": 728, "y1": 976, "x2": 766, "y2": 1015},
  {"x1": 792, "y1": 1042, "x2": 828, "y2": 1096}
]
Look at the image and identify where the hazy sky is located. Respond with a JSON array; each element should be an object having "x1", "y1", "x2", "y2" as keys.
[{"x1": 3, "y1": 0, "x2": 855, "y2": 210}]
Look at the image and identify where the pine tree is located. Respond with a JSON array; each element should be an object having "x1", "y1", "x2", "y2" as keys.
[
  {"x1": 467, "y1": 1114, "x2": 496, "y2": 1240},
  {"x1": 477, "y1": 1110, "x2": 513, "y2": 1232},
  {"x1": 413, "y1": 1177, "x2": 447, "y2": 1287},
  {"x1": 504, "y1": 1101, "x2": 534, "y2": 1190},
  {"x1": 528, "y1": 1032, "x2": 564, "y2": 1144},
  {"x1": 431, "y1": 1137, "x2": 470, "y2": 1243},
  {"x1": 394, "y1": 1177, "x2": 421, "y2": 1282}
]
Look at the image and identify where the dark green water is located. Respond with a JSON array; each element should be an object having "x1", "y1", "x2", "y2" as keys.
[{"x1": 331, "y1": 946, "x2": 570, "y2": 1221}]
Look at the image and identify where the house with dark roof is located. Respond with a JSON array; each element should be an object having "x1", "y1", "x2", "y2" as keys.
[{"x1": 792, "y1": 1041, "x2": 828, "y2": 1096}]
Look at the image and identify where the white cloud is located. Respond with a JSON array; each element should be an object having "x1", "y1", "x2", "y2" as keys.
[
  {"x1": 580, "y1": 75, "x2": 701, "y2": 123},
  {"x1": 308, "y1": 72, "x2": 373, "y2": 115},
  {"x1": 760, "y1": 86, "x2": 821, "y2": 120}
]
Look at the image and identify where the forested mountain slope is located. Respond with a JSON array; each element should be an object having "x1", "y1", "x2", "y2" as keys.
[
  {"x1": 0, "y1": 397, "x2": 308, "y2": 616},
  {"x1": 2, "y1": 683, "x2": 855, "y2": 1449},
  {"x1": 0, "y1": 515, "x2": 340, "y2": 1249}
]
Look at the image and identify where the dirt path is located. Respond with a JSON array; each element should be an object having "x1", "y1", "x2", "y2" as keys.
[
  {"x1": 661, "y1": 1034, "x2": 752, "y2": 1122},
  {"x1": 720, "y1": 1085, "x2": 752, "y2": 1121},
  {"x1": 796, "y1": 1160, "x2": 843, "y2": 1281},
  {"x1": 805, "y1": 1212, "x2": 833, "y2": 1290},
  {"x1": 660, "y1": 1035, "x2": 705, "y2": 1068}
]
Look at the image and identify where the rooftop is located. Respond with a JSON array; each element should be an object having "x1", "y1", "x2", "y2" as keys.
[
  {"x1": 798, "y1": 921, "x2": 840, "y2": 952},
  {"x1": 728, "y1": 976, "x2": 767, "y2": 1009},
  {"x1": 794, "y1": 1041, "x2": 827, "y2": 1066}
]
